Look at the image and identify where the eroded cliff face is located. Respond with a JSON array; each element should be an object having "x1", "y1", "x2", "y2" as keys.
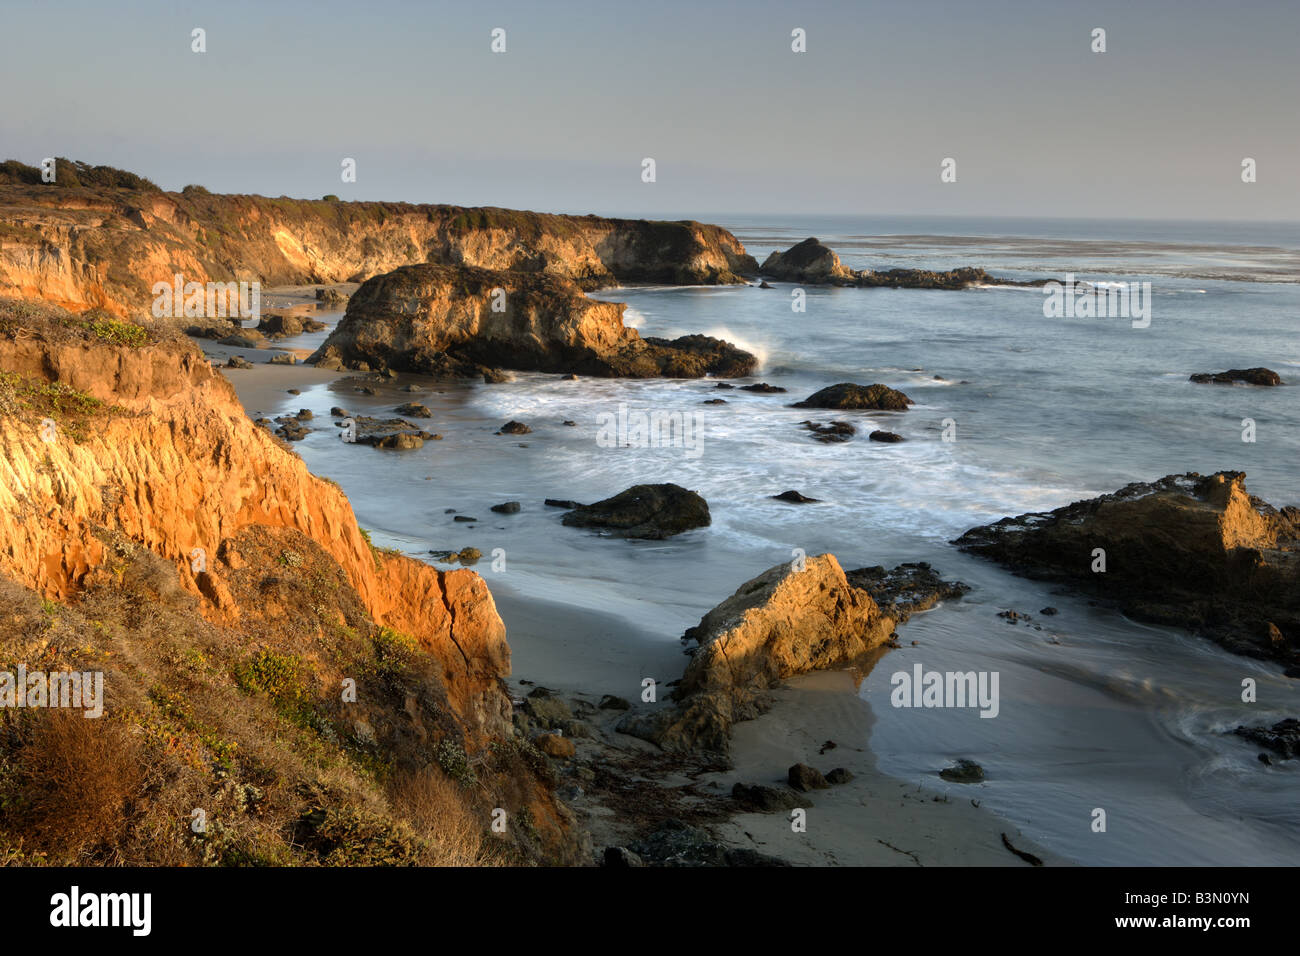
[
  {"x1": 0, "y1": 319, "x2": 509, "y2": 736},
  {"x1": 310, "y1": 263, "x2": 757, "y2": 378},
  {"x1": 0, "y1": 176, "x2": 757, "y2": 316}
]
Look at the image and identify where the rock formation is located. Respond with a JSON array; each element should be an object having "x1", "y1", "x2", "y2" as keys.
[
  {"x1": 759, "y1": 237, "x2": 1041, "y2": 289},
  {"x1": 954, "y1": 471, "x2": 1300, "y2": 665},
  {"x1": 618, "y1": 554, "x2": 967, "y2": 752},
  {"x1": 309, "y1": 264, "x2": 756, "y2": 378},
  {"x1": 561, "y1": 484, "x2": 710, "y2": 539},
  {"x1": 792, "y1": 382, "x2": 914, "y2": 410},
  {"x1": 1189, "y1": 368, "x2": 1283, "y2": 386}
]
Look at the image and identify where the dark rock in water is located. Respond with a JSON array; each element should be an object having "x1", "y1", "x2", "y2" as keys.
[
  {"x1": 954, "y1": 471, "x2": 1300, "y2": 665},
  {"x1": 845, "y1": 562, "x2": 970, "y2": 624},
  {"x1": 1234, "y1": 718, "x2": 1300, "y2": 759},
  {"x1": 740, "y1": 383, "x2": 787, "y2": 394},
  {"x1": 788, "y1": 763, "x2": 830, "y2": 792},
  {"x1": 490, "y1": 501, "x2": 521, "y2": 514},
  {"x1": 758, "y1": 280, "x2": 772, "y2": 289},
  {"x1": 330, "y1": 406, "x2": 350, "y2": 417},
  {"x1": 545, "y1": 498, "x2": 583, "y2": 509},
  {"x1": 802, "y1": 420, "x2": 855, "y2": 443},
  {"x1": 275, "y1": 419, "x2": 310, "y2": 441},
  {"x1": 760, "y1": 237, "x2": 1028, "y2": 289},
  {"x1": 562, "y1": 420, "x2": 576, "y2": 426},
  {"x1": 628, "y1": 818, "x2": 789, "y2": 867},
  {"x1": 295, "y1": 409, "x2": 312, "y2": 420},
  {"x1": 482, "y1": 368, "x2": 512, "y2": 384},
  {"x1": 772, "y1": 490, "x2": 820, "y2": 504},
  {"x1": 702, "y1": 398, "x2": 728, "y2": 404},
  {"x1": 732, "y1": 783, "x2": 808, "y2": 812},
  {"x1": 257, "y1": 313, "x2": 326, "y2": 338},
  {"x1": 561, "y1": 483, "x2": 710, "y2": 539},
  {"x1": 598, "y1": 694, "x2": 631, "y2": 710},
  {"x1": 453, "y1": 515, "x2": 478, "y2": 523},
  {"x1": 998, "y1": 609, "x2": 1029, "y2": 624},
  {"x1": 1040, "y1": 606, "x2": 1059, "y2": 616},
  {"x1": 497, "y1": 420, "x2": 531, "y2": 435},
  {"x1": 869, "y1": 430, "x2": 904, "y2": 443},
  {"x1": 316, "y1": 287, "x2": 349, "y2": 305},
  {"x1": 940, "y1": 759, "x2": 985, "y2": 783},
  {"x1": 394, "y1": 402, "x2": 432, "y2": 418},
  {"x1": 1190, "y1": 367, "x2": 1282, "y2": 386},
  {"x1": 713, "y1": 382, "x2": 735, "y2": 389},
  {"x1": 348, "y1": 415, "x2": 437, "y2": 448},
  {"x1": 793, "y1": 382, "x2": 913, "y2": 410},
  {"x1": 825, "y1": 767, "x2": 854, "y2": 785},
  {"x1": 287, "y1": 388, "x2": 300, "y2": 395},
  {"x1": 225, "y1": 355, "x2": 253, "y2": 369}
]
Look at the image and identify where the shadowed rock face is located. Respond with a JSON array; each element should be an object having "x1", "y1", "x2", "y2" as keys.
[
  {"x1": 760, "y1": 238, "x2": 855, "y2": 283},
  {"x1": 955, "y1": 471, "x2": 1300, "y2": 665},
  {"x1": 561, "y1": 484, "x2": 710, "y2": 539},
  {"x1": 309, "y1": 264, "x2": 756, "y2": 378}
]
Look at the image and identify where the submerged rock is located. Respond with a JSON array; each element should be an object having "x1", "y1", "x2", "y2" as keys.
[
  {"x1": 940, "y1": 759, "x2": 985, "y2": 784},
  {"x1": 1234, "y1": 718, "x2": 1300, "y2": 759},
  {"x1": 802, "y1": 420, "x2": 856, "y2": 443},
  {"x1": 869, "y1": 429, "x2": 904, "y2": 443},
  {"x1": 561, "y1": 483, "x2": 710, "y2": 539},
  {"x1": 954, "y1": 471, "x2": 1300, "y2": 664},
  {"x1": 771, "y1": 490, "x2": 820, "y2": 504}
]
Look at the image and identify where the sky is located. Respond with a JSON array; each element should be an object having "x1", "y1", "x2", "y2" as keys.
[{"x1": 1, "y1": 0, "x2": 1297, "y2": 220}]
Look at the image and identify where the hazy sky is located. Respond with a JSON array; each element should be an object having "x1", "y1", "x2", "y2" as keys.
[{"x1": 2, "y1": 0, "x2": 1297, "y2": 220}]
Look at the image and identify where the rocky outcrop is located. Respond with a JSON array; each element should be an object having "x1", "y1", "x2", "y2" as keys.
[
  {"x1": 792, "y1": 383, "x2": 914, "y2": 410},
  {"x1": 954, "y1": 472, "x2": 1300, "y2": 665},
  {"x1": 561, "y1": 484, "x2": 710, "y2": 539},
  {"x1": 759, "y1": 238, "x2": 855, "y2": 283},
  {"x1": 0, "y1": 162, "x2": 756, "y2": 316},
  {"x1": 759, "y1": 237, "x2": 1038, "y2": 289},
  {"x1": 618, "y1": 554, "x2": 966, "y2": 752},
  {"x1": 1190, "y1": 368, "x2": 1283, "y2": 386},
  {"x1": 308, "y1": 263, "x2": 757, "y2": 378}
]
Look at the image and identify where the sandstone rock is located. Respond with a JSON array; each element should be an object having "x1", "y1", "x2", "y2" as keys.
[
  {"x1": 788, "y1": 763, "x2": 830, "y2": 791},
  {"x1": 268, "y1": 353, "x2": 297, "y2": 365},
  {"x1": 732, "y1": 783, "x2": 808, "y2": 812},
  {"x1": 955, "y1": 471, "x2": 1300, "y2": 664},
  {"x1": 225, "y1": 355, "x2": 253, "y2": 369},
  {"x1": 825, "y1": 768, "x2": 854, "y2": 785},
  {"x1": 618, "y1": 554, "x2": 893, "y2": 752},
  {"x1": 760, "y1": 238, "x2": 855, "y2": 284},
  {"x1": 561, "y1": 484, "x2": 710, "y2": 539},
  {"x1": 535, "y1": 733, "x2": 575, "y2": 759},
  {"x1": 394, "y1": 402, "x2": 432, "y2": 418},
  {"x1": 793, "y1": 383, "x2": 913, "y2": 411}
]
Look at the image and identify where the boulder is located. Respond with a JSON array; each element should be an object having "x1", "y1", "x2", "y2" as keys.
[
  {"x1": 731, "y1": 783, "x2": 808, "y2": 812},
  {"x1": 787, "y1": 763, "x2": 830, "y2": 791},
  {"x1": 869, "y1": 430, "x2": 904, "y2": 443},
  {"x1": 771, "y1": 490, "x2": 820, "y2": 504},
  {"x1": 497, "y1": 420, "x2": 531, "y2": 435},
  {"x1": 561, "y1": 484, "x2": 710, "y2": 539},
  {"x1": 940, "y1": 759, "x2": 985, "y2": 783},
  {"x1": 760, "y1": 238, "x2": 855, "y2": 284},
  {"x1": 793, "y1": 383, "x2": 913, "y2": 411},
  {"x1": 394, "y1": 402, "x2": 432, "y2": 418},
  {"x1": 803, "y1": 420, "x2": 855, "y2": 442},
  {"x1": 490, "y1": 501, "x2": 521, "y2": 514},
  {"x1": 617, "y1": 554, "x2": 893, "y2": 752}
]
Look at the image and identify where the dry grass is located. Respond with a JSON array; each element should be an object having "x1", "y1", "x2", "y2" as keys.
[{"x1": 387, "y1": 767, "x2": 499, "y2": 867}]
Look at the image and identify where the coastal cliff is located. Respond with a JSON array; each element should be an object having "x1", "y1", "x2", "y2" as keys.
[
  {"x1": 0, "y1": 299, "x2": 574, "y2": 864},
  {"x1": 0, "y1": 160, "x2": 756, "y2": 317}
]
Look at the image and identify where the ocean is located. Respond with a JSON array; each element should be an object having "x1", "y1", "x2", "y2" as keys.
[{"x1": 260, "y1": 215, "x2": 1300, "y2": 865}]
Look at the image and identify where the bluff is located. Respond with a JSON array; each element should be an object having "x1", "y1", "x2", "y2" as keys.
[{"x1": 0, "y1": 159, "x2": 757, "y2": 317}]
